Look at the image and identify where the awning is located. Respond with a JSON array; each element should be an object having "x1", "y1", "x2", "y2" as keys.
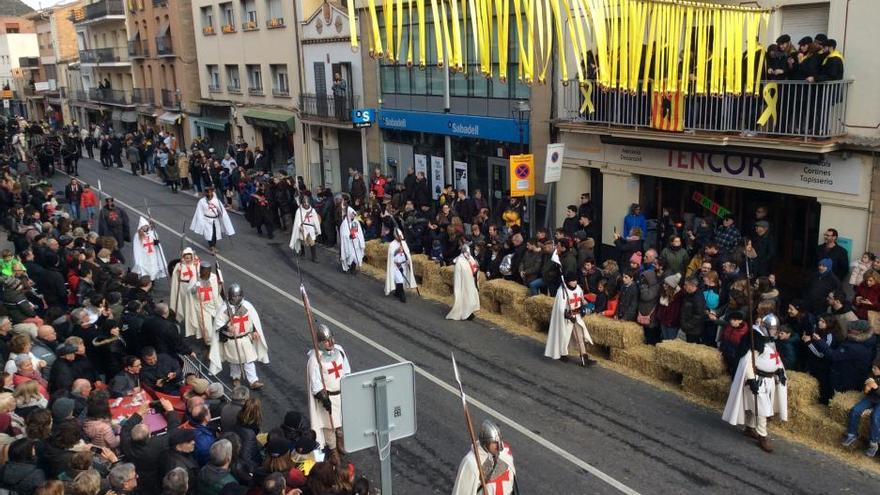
[
  {"x1": 242, "y1": 109, "x2": 295, "y2": 132},
  {"x1": 193, "y1": 116, "x2": 228, "y2": 131},
  {"x1": 121, "y1": 111, "x2": 138, "y2": 123},
  {"x1": 158, "y1": 111, "x2": 181, "y2": 124}
]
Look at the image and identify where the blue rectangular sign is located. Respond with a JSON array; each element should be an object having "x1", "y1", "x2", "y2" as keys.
[
  {"x1": 378, "y1": 109, "x2": 528, "y2": 144},
  {"x1": 351, "y1": 108, "x2": 375, "y2": 128}
]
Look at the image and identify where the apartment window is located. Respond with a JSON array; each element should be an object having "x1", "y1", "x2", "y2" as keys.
[
  {"x1": 200, "y1": 6, "x2": 215, "y2": 34},
  {"x1": 225, "y1": 65, "x2": 241, "y2": 92},
  {"x1": 246, "y1": 64, "x2": 262, "y2": 94},
  {"x1": 265, "y1": 0, "x2": 283, "y2": 27},
  {"x1": 271, "y1": 64, "x2": 288, "y2": 96},
  {"x1": 207, "y1": 65, "x2": 220, "y2": 91},
  {"x1": 221, "y1": 2, "x2": 235, "y2": 29},
  {"x1": 242, "y1": 0, "x2": 257, "y2": 24}
]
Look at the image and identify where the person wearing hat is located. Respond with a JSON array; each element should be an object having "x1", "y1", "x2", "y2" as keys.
[
  {"x1": 452, "y1": 420, "x2": 517, "y2": 495},
  {"x1": 656, "y1": 273, "x2": 683, "y2": 341},
  {"x1": 544, "y1": 270, "x2": 596, "y2": 367},
  {"x1": 171, "y1": 247, "x2": 201, "y2": 324},
  {"x1": 190, "y1": 185, "x2": 235, "y2": 254},
  {"x1": 159, "y1": 428, "x2": 199, "y2": 489},
  {"x1": 722, "y1": 314, "x2": 788, "y2": 453},
  {"x1": 817, "y1": 38, "x2": 843, "y2": 82},
  {"x1": 288, "y1": 194, "x2": 321, "y2": 262},
  {"x1": 97, "y1": 196, "x2": 131, "y2": 253},
  {"x1": 307, "y1": 324, "x2": 350, "y2": 458},
  {"x1": 804, "y1": 258, "x2": 843, "y2": 315},
  {"x1": 47, "y1": 341, "x2": 78, "y2": 394},
  {"x1": 185, "y1": 261, "x2": 221, "y2": 342},
  {"x1": 209, "y1": 282, "x2": 268, "y2": 390},
  {"x1": 132, "y1": 216, "x2": 168, "y2": 281}
]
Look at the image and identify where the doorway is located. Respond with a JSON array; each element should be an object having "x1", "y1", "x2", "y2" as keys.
[{"x1": 488, "y1": 157, "x2": 509, "y2": 212}]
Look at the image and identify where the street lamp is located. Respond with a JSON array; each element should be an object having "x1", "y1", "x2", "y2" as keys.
[{"x1": 514, "y1": 100, "x2": 530, "y2": 154}]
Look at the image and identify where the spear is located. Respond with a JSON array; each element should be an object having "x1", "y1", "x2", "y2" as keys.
[
  {"x1": 451, "y1": 352, "x2": 489, "y2": 495},
  {"x1": 744, "y1": 251, "x2": 760, "y2": 422},
  {"x1": 300, "y1": 283, "x2": 336, "y2": 433}
]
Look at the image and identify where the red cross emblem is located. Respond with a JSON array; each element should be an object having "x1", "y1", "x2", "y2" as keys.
[
  {"x1": 769, "y1": 350, "x2": 781, "y2": 366},
  {"x1": 198, "y1": 286, "x2": 213, "y2": 302},
  {"x1": 142, "y1": 237, "x2": 153, "y2": 254},
  {"x1": 182, "y1": 266, "x2": 193, "y2": 280},
  {"x1": 488, "y1": 470, "x2": 511, "y2": 495},
  {"x1": 568, "y1": 296, "x2": 581, "y2": 310},
  {"x1": 207, "y1": 202, "x2": 218, "y2": 215},
  {"x1": 326, "y1": 361, "x2": 344, "y2": 379},
  {"x1": 231, "y1": 314, "x2": 248, "y2": 334}
]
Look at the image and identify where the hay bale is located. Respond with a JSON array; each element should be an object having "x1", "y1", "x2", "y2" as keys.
[
  {"x1": 583, "y1": 315, "x2": 644, "y2": 349},
  {"x1": 364, "y1": 240, "x2": 387, "y2": 268},
  {"x1": 481, "y1": 280, "x2": 528, "y2": 319},
  {"x1": 655, "y1": 340, "x2": 726, "y2": 379},
  {"x1": 828, "y1": 391, "x2": 870, "y2": 438},
  {"x1": 411, "y1": 254, "x2": 431, "y2": 279},
  {"x1": 523, "y1": 295, "x2": 555, "y2": 332},
  {"x1": 787, "y1": 371, "x2": 820, "y2": 410},
  {"x1": 610, "y1": 345, "x2": 677, "y2": 382},
  {"x1": 782, "y1": 404, "x2": 846, "y2": 443},
  {"x1": 422, "y1": 265, "x2": 454, "y2": 296},
  {"x1": 682, "y1": 375, "x2": 732, "y2": 405}
]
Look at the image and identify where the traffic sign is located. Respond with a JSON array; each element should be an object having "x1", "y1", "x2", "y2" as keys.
[
  {"x1": 509, "y1": 153, "x2": 535, "y2": 197},
  {"x1": 352, "y1": 108, "x2": 375, "y2": 128},
  {"x1": 544, "y1": 143, "x2": 565, "y2": 183}
]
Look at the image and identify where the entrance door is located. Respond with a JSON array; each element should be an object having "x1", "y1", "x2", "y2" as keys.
[{"x1": 488, "y1": 157, "x2": 509, "y2": 212}]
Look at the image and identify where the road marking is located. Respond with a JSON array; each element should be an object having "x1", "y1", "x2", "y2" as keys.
[{"x1": 84, "y1": 174, "x2": 640, "y2": 495}]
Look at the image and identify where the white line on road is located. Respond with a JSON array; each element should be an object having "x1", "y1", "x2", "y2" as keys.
[{"x1": 85, "y1": 174, "x2": 640, "y2": 495}]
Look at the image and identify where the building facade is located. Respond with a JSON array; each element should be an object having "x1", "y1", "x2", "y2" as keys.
[
  {"x1": 0, "y1": 12, "x2": 36, "y2": 119},
  {"x1": 23, "y1": 3, "x2": 80, "y2": 127},
  {"x1": 191, "y1": 0, "x2": 301, "y2": 169}
]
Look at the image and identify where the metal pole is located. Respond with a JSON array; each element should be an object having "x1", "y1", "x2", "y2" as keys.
[
  {"x1": 444, "y1": 61, "x2": 452, "y2": 184},
  {"x1": 373, "y1": 376, "x2": 392, "y2": 495},
  {"x1": 360, "y1": 126, "x2": 369, "y2": 178}
]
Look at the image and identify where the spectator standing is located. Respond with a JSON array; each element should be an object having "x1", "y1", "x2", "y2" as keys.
[{"x1": 817, "y1": 228, "x2": 850, "y2": 282}]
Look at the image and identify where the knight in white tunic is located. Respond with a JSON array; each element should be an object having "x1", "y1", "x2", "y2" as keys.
[
  {"x1": 339, "y1": 207, "x2": 364, "y2": 274},
  {"x1": 190, "y1": 186, "x2": 235, "y2": 253},
  {"x1": 209, "y1": 283, "x2": 269, "y2": 390},
  {"x1": 722, "y1": 314, "x2": 788, "y2": 453},
  {"x1": 289, "y1": 197, "x2": 321, "y2": 262},
  {"x1": 452, "y1": 420, "x2": 516, "y2": 495},
  {"x1": 447, "y1": 244, "x2": 480, "y2": 321},
  {"x1": 185, "y1": 262, "x2": 220, "y2": 342},
  {"x1": 170, "y1": 247, "x2": 200, "y2": 323},
  {"x1": 131, "y1": 216, "x2": 168, "y2": 280},
  {"x1": 544, "y1": 275, "x2": 596, "y2": 367},
  {"x1": 307, "y1": 324, "x2": 350, "y2": 456},
  {"x1": 385, "y1": 228, "x2": 416, "y2": 302}
]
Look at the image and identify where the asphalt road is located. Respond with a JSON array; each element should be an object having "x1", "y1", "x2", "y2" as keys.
[{"x1": 50, "y1": 159, "x2": 880, "y2": 494}]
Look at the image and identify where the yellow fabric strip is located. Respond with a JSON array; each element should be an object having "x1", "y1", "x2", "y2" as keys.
[
  {"x1": 368, "y1": 0, "x2": 383, "y2": 57},
  {"x1": 407, "y1": 0, "x2": 415, "y2": 66},
  {"x1": 417, "y1": 0, "x2": 426, "y2": 67},
  {"x1": 448, "y1": 0, "x2": 461, "y2": 70},
  {"x1": 348, "y1": 0, "x2": 358, "y2": 51},
  {"x1": 385, "y1": 0, "x2": 395, "y2": 61},
  {"x1": 394, "y1": 0, "x2": 404, "y2": 62},
  {"x1": 429, "y1": 0, "x2": 444, "y2": 66}
]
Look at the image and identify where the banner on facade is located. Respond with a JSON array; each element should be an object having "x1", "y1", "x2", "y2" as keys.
[
  {"x1": 544, "y1": 143, "x2": 565, "y2": 183},
  {"x1": 430, "y1": 156, "x2": 444, "y2": 200},
  {"x1": 414, "y1": 154, "x2": 427, "y2": 178},
  {"x1": 509, "y1": 154, "x2": 535, "y2": 197},
  {"x1": 453, "y1": 161, "x2": 468, "y2": 195}
]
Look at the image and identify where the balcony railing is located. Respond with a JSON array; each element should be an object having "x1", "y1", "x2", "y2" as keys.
[
  {"x1": 248, "y1": 86, "x2": 264, "y2": 96},
  {"x1": 18, "y1": 57, "x2": 39, "y2": 69},
  {"x1": 299, "y1": 93, "x2": 358, "y2": 122},
  {"x1": 71, "y1": 89, "x2": 88, "y2": 101},
  {"x1": 161, "y1": 89, "x2": 178, "y2": 108},
  {"x1": 128, "y1": 40, "x2": 148, "y2": 58},
  {"x1": 227, "y1": 83, "x2": 241, "y2": 94},
  {"x1": 88, "y1": 87, "x2": 131, "y2": 105},
  {"x1": 73, "y1": 0, "x2": 125, "y2": 23},
  {"x1": 266, "y1": 17, "x2": 284, "y2": 28},
  {"x1": 155, "y1": 36, "x2": 173, "y2": 56},
  {"x1": 242, "y1": 20, "x2": 258, "y2": 31},
  {"x1": 560, "y1": 79, "x2": 853, "y2": 140},
  {"x1": 132, "y1": 87, "x2": 154, "y2": 105},
  {"x1": 79, "y1": 47, "x2": 129, "y2": 64},
  {"x1": 272, "y1": 87, "x2": 290, "y2": 97}
]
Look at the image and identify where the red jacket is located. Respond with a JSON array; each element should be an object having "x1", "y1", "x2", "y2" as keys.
[
  {"x1": 80, "y1": 189, "x2": 99, "y2": 207},
  {"x1": 371, "y1": 175, "x2": 387, "y2": 198},
  {"x1": 720, "y1": 323, "x2": 749, "y2": 348},
  {"x1": 854, "y1": 282, "x2": 880, "y2": 319}
]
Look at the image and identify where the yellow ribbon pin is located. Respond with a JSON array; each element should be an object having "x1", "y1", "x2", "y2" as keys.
[
  {"x1": 580, "y1": 81, "x2": 595, "y2": 114},
  {"x1": 756, "y1": 82, "x2": 778, "y2": 126}
]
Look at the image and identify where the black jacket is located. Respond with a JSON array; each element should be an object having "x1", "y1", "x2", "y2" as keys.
[
  {"x1": 679, "y1": 290, "x2": 707, "y2": 336},
  {"x1": 804, "y1": 272, "x2": 842, "y2": 315},
  {"x1": 816, "y1": 243, "x2": 849, "y2": 282},
  {"x1": 121, "y1": 410, "x2": 181, "y2": 494},
  {"x1": 159, "y1": 450, "x2": 199, "y2": 493},
  {"x1": 616, "y1": 282, "x2": 639, "y2": 321},
  {"x1": 141, "y1": 314, "x2": 192, "y2": 356}
]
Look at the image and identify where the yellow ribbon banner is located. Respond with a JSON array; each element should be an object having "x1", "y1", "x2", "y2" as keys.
[
  {"x1": 579, "y1": 80, "x2": 595, "y2": 113},
  {"x1": 756, "y1": 82, "x2": 778, "y2": 126}
]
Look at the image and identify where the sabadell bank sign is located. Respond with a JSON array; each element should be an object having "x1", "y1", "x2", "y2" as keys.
[{"x1": 600, "y1": 145, "x2": 863, "y2": 196}]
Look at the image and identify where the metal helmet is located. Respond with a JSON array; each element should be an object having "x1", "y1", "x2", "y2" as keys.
[
  {"x1": 227, "y1": 283, "x2": 243, "y2": 306},
  {"x1": 317, "y1": 324, "x2": 333, "y2": 343},
  {"x1": 760, "y1": 314, "x2": 779, "y2": 335},
  {"x1": 478, "y1": 420, "x2": 502, "y2": 452}
]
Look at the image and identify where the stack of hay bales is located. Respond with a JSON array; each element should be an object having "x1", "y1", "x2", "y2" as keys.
[
  {"x1": 681, "y1": 375, "x2": 732, "y2": 405},
  {"x1": 610, "y1": 345, "x2": 677, "y2": 382},
  {"x1": 364, "y1": 240, "x2": 387, "y2": 269},
  {"x1": 482, "y1": 280, "x2": 528, "y2": 320},
  {"x1": 829, "y1": 391, "x2": 869, "y2": 438},
  {"x1": 782, "y1": 404, "x2": 846, "y2": 442},
  {"x1": 522, "y1": 295, "x2": 555, "y2": 332},
  {"x1": 584, "y1": 315, "x2": 644, "y2": 349},
  {"x1": 655, "y1": 340, "x2": 726, "y2": 379},
  {"x1": 786, "y1": 371, "x2": 820, "y2": 411}
]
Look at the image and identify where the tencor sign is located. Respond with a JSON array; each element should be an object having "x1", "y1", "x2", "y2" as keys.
[
  {"x1": 378, "y1": 109, "x2": 527, "y2": 144},
  {"x1": 598, "y1": 145, "x2": 863, "y2": 196}
]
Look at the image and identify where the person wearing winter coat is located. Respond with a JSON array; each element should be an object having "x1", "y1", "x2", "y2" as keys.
[
  {"x1": 717, "y1": 311, "x2": 749, "y2": 374},
  {"x1": 853, "y1": 270, "x2": 880, "y2": 320},
  {"x1": 679, "y1": 277, "x2": 707, "y2": 343},
  {"x1": 615, "y1": 269, "x2": 639, "y2": 322},
  {"x1": 811, "y1": 319, "x2": 878, "y2": 395},
  {"x1": 0, "y1": 438, "x2": 46, "y2": 494},
  {"x1": 660, "y1": 236, "x2": 689, "y2": 276},
  {"x1": 804, "y1": 258, "x2": 842, "y2": 315},
  {"x1": 637, "y1": 269, "x2": 661, "y2": 344},
  {"x1": 656, "y1": 273, "x2": 683, "y2": 341}
]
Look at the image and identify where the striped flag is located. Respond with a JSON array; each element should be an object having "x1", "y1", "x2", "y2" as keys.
[{"x1": 651, "y1": 90, "x2": 685, "y2": 132}]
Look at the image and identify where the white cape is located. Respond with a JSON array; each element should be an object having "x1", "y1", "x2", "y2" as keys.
[
  {"x1": 208, "y1": 300, "x2": 270, "y2": 375},
  {"x1": 184, "y1": 273, "x2": 220, "y2": 341},
  {"x1": 446, "y1": 253, "x2": 480, "y2": 320},
  {"x1": 722, "y1": 340, "x2": 789, "y2": 425},
  {"x1": 289, "y1": 206, "x2": 322, "y2": 253},
  {"x1": 306, "y1": 345, "x2": 351, "y2": 448},
  {"x1": 131, "y1": 217, "x2": 168, "y2": 280},
  {"x1": 384, "y1": 239, "x2": 417, "y2": 295},
  {"x1": 170, "y1": 256, "x2": 200, "y2": 322},
  {"x1": 339, "y1": 208, "x2": 365, "y2": 271},
  {"x1": 451, "y1": 443, "x2": 516, "y2": 495},
  {"x1": 190, "y1": 196, "x2": 235, "y2": 241},
  {"x1": 544, "y1": 285, "x2": 593, "y2": 359}
]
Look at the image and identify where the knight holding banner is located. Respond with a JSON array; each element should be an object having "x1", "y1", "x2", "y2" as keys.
[
  {"x1": 210, "y1": 283, "x2": 268, "y2": 390},
  {"x1": 451, "y1": 420, "x2": 517, "y2": 495}
]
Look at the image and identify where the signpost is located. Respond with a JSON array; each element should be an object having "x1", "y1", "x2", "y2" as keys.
[
  {"x1": 544, "y1": 143, "x2": 565, "y2": 184},
  {"x1": 342, "y1": 362, "x2": 417, "y2": 495},
  {"x1": 509, "y1": 153, "x2": 535, "y2": 197},
  {"x1": 351, "y1": 108, "x2": 375, "y2": 128}
]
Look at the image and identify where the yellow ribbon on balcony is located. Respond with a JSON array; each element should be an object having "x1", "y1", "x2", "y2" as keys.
[
  {"x1": 497, "y1": 0, "x2": 510, "y2": 82},
  {"x1": 756, "y1": 82, "x2": 778, "y2": 126},
  {"x1": 429, "y1": 0, "x2": 444, "y2": 67},
  {"x1": 367, "y1": 0, "x2": 383, "y2": 57},
  {"x1": 524, "y1": 0, "x2": 535, "y2": 84},
  {"x1": 384, "y1": 0, "x2": 395, "y2": 60},
  {"x1": 394, "y1": 0, "x2": 404, "y2": 63},
  {"x1": 417, "y1": 0, "x2": 426, "y2": 68},
  {"x1": 406, "y1": 0, "x2": 415, "y2": 66},
  {"x1": 438, "y1": 0, "x2": 453, "y2": 70},
  {"x1": 348, "y1": 0, "x2": 358, "y2": 51},
  {"x1": 448, "y1": 0, "x2": 462, "y2": 70},
  {"x1": 468, "y1": 0, "x2": 479, "y2": 69},
  {"x1": 548, "y1": 0, "x2": 567, "y2": 82},
  {"x1": 579, "y1": 80, "x2": 594, "y2": 113}
]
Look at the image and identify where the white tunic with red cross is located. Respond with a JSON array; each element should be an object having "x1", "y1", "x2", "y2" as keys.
[
  {"x1": 306, "y1": 345, "x2": 351, "y2": 445},
  {"x1": 183, "y1": 273, "x2": 220, "y2": 341},
  {"x1": 207, "y1": 299, "x2": 269, "y2": 375},
  {"x1": 451, "y1": 442, "x2": 516, "y2": 495},
  {"x1": 722, "y1": 333, "x2": 788, "y2": 425},
  {"x1": 170, "y1": 256, "x2": 200, "y2": 325}
]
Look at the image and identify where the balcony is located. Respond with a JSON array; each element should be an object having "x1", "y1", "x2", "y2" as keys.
[
  {"x1": 132, "y1": 87, "x2": 154, "y2": 105},
  {"x1": 71, "y1": 89, "x2": 88, "y2": 101},
  {"x1": 79, "y1": 46, "x2": 129, "y2": 65},
  {"x1": 155, "y1": 36, "x2": 173, "y2": 57},
  {"x1": 202, "y1": 26, "x2": 215, "y2": 35},
  {"x1": 221, "y1": 24, "x2": 236, "y2": 34},
  {"x1": 72, "y1": 0, "x2": 125, "y2": 25},
  {"x1": 161, "y1": 89, "x2": 178, "y2": 108},
  {"x1": 266, "y1": 17, "x2": 284, "y2": 29},
  {"x1": 242, "y1": 20, "x2": 258, "y2": 31},
  {"x1": 560, "y1": 79, "x2": 853, "y2": 140},
  {"x1": 227, "y1": 83, "x2": 241, "y2": 94},
  {"x1": 128, "y1": 40, "x2": 148, "y2": 59},
  {"x1": 299, "y1": 93, "x2": 358, "y2": 123},
  {"x1": 248, "y1": 86, "x2": 263, "y2": 96},
  {"x1": 272, "y1": 87, "x2": 289, "y2": 97},
  {"x1": 208, "y1": 83, "x2": 221, "y2": 93},
  {"x1": 18, "y1": 57, "x2": 39, "y2": 69},
  {"x1": 88, "y1": 87, "x2": 131, "y2": 105}
]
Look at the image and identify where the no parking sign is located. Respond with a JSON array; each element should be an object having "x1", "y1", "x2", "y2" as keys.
[{"x1": 509, "y1": 154, "x2": 534, "y2": 197}]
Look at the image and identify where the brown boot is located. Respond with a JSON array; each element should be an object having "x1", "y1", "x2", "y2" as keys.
[
  {"x1": 758, "y1": 435, "x2": 774, "y2": 453},
  {"x1": 743, "y1": 427, "x2": 760, "y2": 440}
]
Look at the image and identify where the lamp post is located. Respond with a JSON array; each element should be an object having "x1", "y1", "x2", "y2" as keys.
[
  {"x1": 513, "y1": 100, "x2": 532, "y2": 235},
  {"x1": 176, "y1": 88, "x2": 185, "y2": 149}
]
